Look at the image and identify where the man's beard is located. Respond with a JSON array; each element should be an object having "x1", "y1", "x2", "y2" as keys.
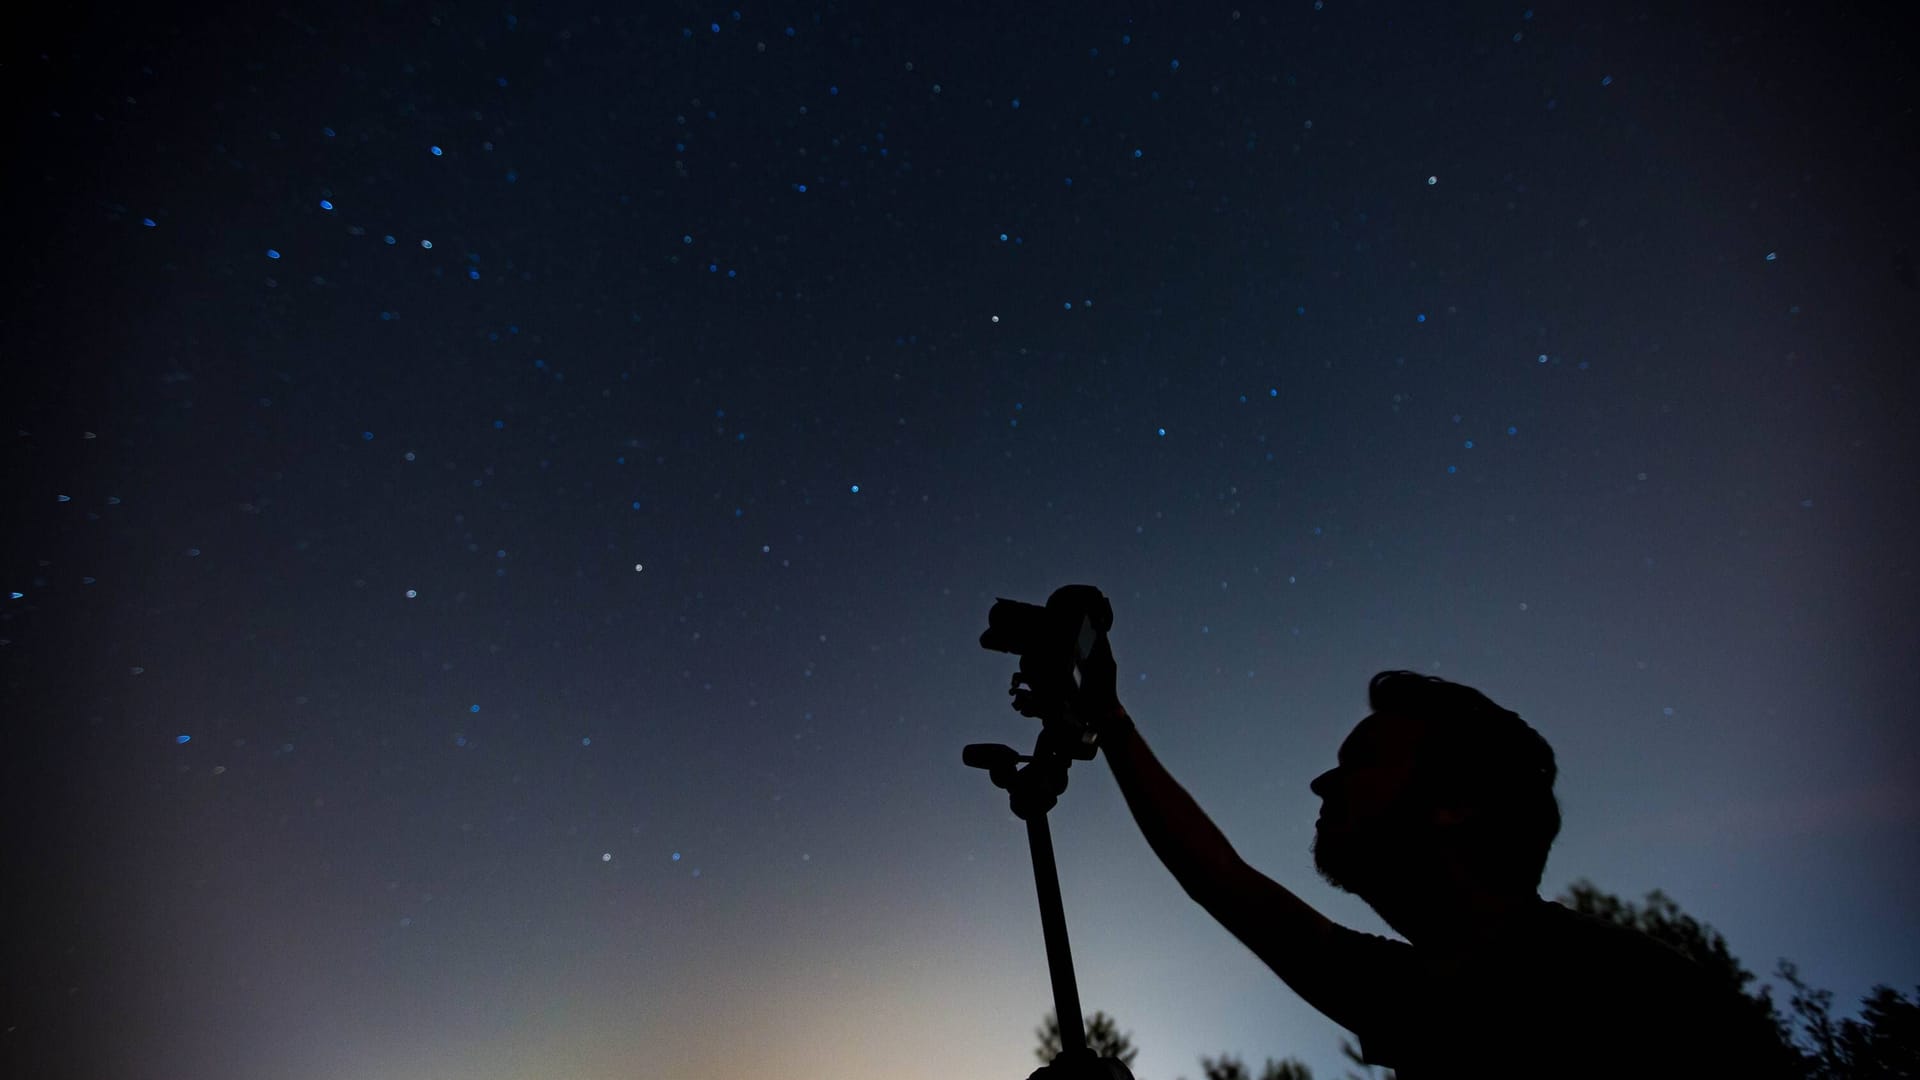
[{"x1": 1311, "y1": 810, "x2": 1434, "y2": 900}]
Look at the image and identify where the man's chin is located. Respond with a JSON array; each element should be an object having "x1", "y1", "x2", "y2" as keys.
[
  {"x1": 1310, "y1": 838, "x2": 1355, "y2": 893},
  {"x1": 1312, "y1": 835, "x2": 1393, "y2": 898}
]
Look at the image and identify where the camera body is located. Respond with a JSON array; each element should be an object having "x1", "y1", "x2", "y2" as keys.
[{"x1": 979, "y1": 584, "x2": 1114, "y2": 760}]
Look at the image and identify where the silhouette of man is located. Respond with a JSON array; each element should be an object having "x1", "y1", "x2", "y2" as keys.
[{"x1": 1072, "y1": 636, "x2": 1785, "y2": 1078}]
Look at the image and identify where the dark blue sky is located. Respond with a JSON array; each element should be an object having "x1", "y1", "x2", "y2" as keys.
[{"x1": 6, "y1": 4, "x2": 1916, "y2": 1079}]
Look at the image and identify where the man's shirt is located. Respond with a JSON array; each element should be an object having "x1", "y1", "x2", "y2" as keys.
[{"x1": 1326, "y1": 898, "x2": 1784, "y2": 1079}]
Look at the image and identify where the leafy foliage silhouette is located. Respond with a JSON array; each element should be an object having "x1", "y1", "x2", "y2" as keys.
[
  {"x1": 1557, "y1": 877, "x2": 1919, "y2": 1079},
  {"x1": 1179, "y1": 1053, "x2": 1314, "y2": 1080},
  {"x1": 1035, "y1": 1010, "x2": 1141, "y2": 1070}
]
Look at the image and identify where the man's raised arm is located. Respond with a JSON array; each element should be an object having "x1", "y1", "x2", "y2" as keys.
[
  {"x1": 1096, "y1": 705, "x2": 1249, "y2": 903},
  {"x1": 1097, "y1": 705, "x2": 1375, "y2": 1035}
]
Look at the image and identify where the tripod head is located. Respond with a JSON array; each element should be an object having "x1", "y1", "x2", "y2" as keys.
[{"x1": 962, "y1": 728, "x2": 1077, "y2": 822}]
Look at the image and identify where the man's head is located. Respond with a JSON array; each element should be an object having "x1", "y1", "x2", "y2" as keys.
[{"x1": 1309, "y1": 671, "x2": 1560, "y2": 905}]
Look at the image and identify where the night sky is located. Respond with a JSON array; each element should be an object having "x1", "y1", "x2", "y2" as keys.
[{"x1": 6, "y1": 4, "x2": 1917, "y2": 1079}]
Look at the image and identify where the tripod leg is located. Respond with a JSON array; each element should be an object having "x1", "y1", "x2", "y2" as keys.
[{"x1": 1026, "y1": 813, "x2": 1087, "y2": 1054}]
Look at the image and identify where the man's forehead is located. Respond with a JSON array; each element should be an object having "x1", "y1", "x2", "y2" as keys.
[{"x1": 1341, "y1": 712, "x2": 1422, "y2": 760}]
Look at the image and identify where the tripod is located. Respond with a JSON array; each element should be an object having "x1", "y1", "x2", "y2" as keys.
[{"x1": 966, "y1": 725, "x2": 1136, "y2": 1080}]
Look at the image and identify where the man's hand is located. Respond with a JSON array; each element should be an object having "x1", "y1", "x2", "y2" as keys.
[
  {"x1": 1007, "y1": 630, "x2": 1122, "y2": 737},
  {"x1": 1075, "y1": 630, "x2": 1120, "y2": 720}
]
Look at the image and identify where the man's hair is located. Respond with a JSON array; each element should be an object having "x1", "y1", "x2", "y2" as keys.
[{"x1": 1367, "y1": 670, "x2": 1562, "y2": 893}]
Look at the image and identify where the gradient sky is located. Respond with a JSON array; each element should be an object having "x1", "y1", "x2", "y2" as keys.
[{"x1": 7, "y1": 4, "x2": 1917, "y2": 1079}]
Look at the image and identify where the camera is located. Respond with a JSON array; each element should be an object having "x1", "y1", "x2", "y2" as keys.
[{"x1": 979, "y1": 584, "x2": 1114, "y2": 761}]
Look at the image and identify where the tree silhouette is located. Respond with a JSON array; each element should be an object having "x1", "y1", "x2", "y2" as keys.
[
  {"x1": 1178, "y1": 1053, "x2": 1315, "y2": 1080},
  {"x1": 1775, "y1": 959, "x2": 1920, "y2": 1079},
  {"x1": 1035, "y1": 1010, "x2": 1141, "y2": 1071},
  {"x1": 1555, "y1": 877, "x2": 1920, "y2": 1079},
  {"x1": 1032, "y1": 879, "x2": 1918, "y2": 1080}
]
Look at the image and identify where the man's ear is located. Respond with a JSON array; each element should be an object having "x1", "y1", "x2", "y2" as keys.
[{"x1": 1431, "y1": 805, "x2": 1476, "y2": 827}]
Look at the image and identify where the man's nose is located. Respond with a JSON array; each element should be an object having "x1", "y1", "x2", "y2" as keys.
[{"x1": 1310, "y1": 768, "x2": 1334, "y2": 797}]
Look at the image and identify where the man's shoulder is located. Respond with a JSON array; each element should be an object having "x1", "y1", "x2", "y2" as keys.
[
  {"x1": 1341, "y1": 899, "x2": 1773, "y2": 1076},
  {"x1": 1524, "y1": 899, "x2": 1736, "y2": 1005},
  {"x1": 1527, "y1": 900, "x2": 1788, "y2": 1073},
  {"x1": 1533, "y1": 900, "x2": 1707, "y2": 968}
]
